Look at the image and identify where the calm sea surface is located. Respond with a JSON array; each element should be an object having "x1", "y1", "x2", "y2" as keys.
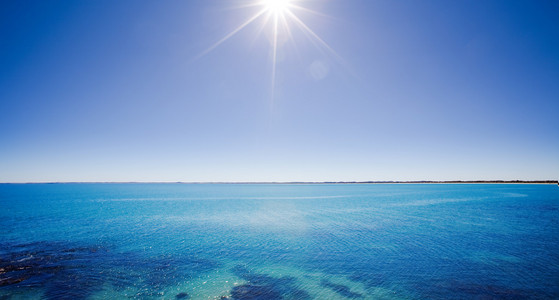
[{"x1": 1, "y1": 183, "x2": 558, "y2": 299}]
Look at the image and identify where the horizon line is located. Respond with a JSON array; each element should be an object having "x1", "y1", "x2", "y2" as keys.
[{"x1": 1, "y1": 180, "x2": 557, "y2": 185}]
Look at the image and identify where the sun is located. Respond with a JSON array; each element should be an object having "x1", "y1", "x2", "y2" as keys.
[
  {"x1": 198, "y1": 0, "x2": 342, "y2": 103},
  {"x1": 261, "y1": 0, "x2": 293, "y2": 15}
]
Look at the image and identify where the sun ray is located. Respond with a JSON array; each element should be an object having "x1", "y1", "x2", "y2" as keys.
[
  {"x1": 289, "y1": 4, "x2": 333, "y2": 19},
  {"x1": 248, "y1": 11, "x2": 273, "y2": 48},
  {"x1": 195, "y1": 8, "x2": 268, "y2": 59},
  {"x1": 270, "y1": 11, "x2": 280, "y2": 105},
  {"x1": 279, "y1": 10, "x2": 293, "y2": 41},
  {"x1": 284, "y1": 9, "x2": 342, "y2": 63},
  {"x1": 197, "y1": 0, "x2": 347, "y2": 104}
]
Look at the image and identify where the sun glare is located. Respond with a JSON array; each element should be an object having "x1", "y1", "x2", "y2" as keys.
[
  {"x1": 199, "y1": 0, "x2": 342, "y2": 103},
  {"x1": 262, "y1": 0, "x2": 292, "y2": 14}
]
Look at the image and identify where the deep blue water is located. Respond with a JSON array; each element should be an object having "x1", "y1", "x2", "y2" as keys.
[{"x1": 1, "y1": 183, "x2": 558, "y2": 299}]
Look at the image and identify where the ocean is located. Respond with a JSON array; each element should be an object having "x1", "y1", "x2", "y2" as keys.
[{"x1": 1, "y1": 183, "x2": 558, "y2": 299}]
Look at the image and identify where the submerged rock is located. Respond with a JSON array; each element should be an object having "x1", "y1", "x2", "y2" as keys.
[
  {"x1": 231, "y1": 284, "x2": 282, "y2": 300},
  {"x1": 320, "y1": 279, "x2": 363, "y2": 299},
  {"x1": 0, "y1": 242, "x2": 107, "y2": 299},
  {"x1": 0, "y1": 275, "x2": 29, "y2": 287},
  {"x1": 175, "y1": 292, "x2": 190, "y2": 299},
  {"x1": 230, "y1": 265, "x2": 310, "y2": 300}
]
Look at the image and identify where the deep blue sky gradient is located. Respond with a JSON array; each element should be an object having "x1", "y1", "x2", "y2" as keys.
[{"x1": 1, "y1": 0, "x2": 558, "y2": 182}]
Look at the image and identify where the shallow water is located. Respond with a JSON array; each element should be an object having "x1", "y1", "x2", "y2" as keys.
[{"x1": 1, "y1": 183, "x2": 558, "y2": 299}]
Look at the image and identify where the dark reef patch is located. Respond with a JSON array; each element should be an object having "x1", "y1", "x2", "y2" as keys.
[
  {"x1": 127, "y1": 253, "x2": 218, "y2": 297},
  {"x1": 0, "y1": 241, "x2": 219, "y2": 299},
  {"x1": 176, "y1": 291, "x2": 190, "y2": 299},
  {"x1": 320, "y1": 279, "x2": 363, "y2": 298},
  {"x1": 230, "y1": 265, "x2": 310, "y2": 300},
  {"x1": 0, "y1": 242, "x2": 107, "y2": 299},
  {"x1": 231, "y1": 284, "x2": 282, "y2": 300},
  {"x1": 348, "y1": 271, "x2": 386, "y2": 288}
]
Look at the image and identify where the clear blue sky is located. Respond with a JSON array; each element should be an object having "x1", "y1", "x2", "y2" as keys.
[{"x1": 1, "y1": 0, "x2": 558, "y2": 182}]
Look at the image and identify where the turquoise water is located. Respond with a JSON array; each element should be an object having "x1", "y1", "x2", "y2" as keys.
[{"x1": 1, "y1": 183, "x2": 558, "y2": 299}]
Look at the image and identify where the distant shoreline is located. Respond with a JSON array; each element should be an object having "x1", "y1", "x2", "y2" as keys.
[{"x1": 1, "y1": 180, "x2": 557, "y2": 185}]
